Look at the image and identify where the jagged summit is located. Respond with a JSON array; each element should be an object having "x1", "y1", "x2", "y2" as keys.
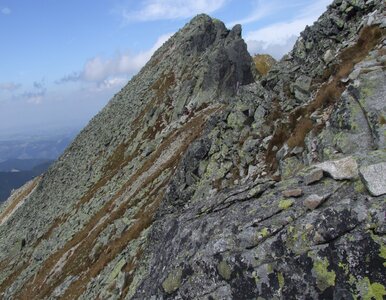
[{"x1": 0, "y1": 0, "x2": 385, "y2": 299}]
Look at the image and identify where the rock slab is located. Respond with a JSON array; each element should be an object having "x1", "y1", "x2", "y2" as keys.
[
  {"x1": 359, "y1": 162, "x2": 386, "y2": 196},
  {"x1": 316, "y1": 156, "x2": 358, "y2": 180},
  {"x1": 304, "y1": 194, "x2": 325, "y2": 210},
  {"x1": 282, "y1": 188, "x2": 303, "y2": 198},
  {"x1": 304, "y1": 169, "x2": 324, "y2": 185}
]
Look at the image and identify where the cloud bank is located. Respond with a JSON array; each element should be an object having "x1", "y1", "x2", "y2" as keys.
[
  {"x1": 21, "y1": 80, "x2": 47, "y2": 105},
  {"x1": 0, "y1": 82, "x2": 21, "y2": 92},
  {"x1": 57, "y1": 33, "x2": 172, "y2": 90},
  {"x1": 243, "y1": 0, "x2": 331, "y2": 59}
]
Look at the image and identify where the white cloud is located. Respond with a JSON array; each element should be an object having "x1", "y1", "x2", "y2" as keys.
[
  {"x1": 244, "y1": 0, "x2": 331, "y2": 59},
  {"x1": 92, "y1": 77, "x2": 129, "y2": 92},
  {"x1": 247, "y1": 36, "x2": 298, "y2": 59},
  {"x1": 121, "y1": 0, "x2": 227, "y2": 22},
  {"x1": 228, "y1": 0, "x2": 305, "y2": 27},
  {"x1": 21, "y1": 80, "x2": 46, "y2": 105},
  {"x1": 246, "y1": 17, "x2": 315, "y2": 50},
  {"x1": 58, "y1": 33, "x2": 172, "y2": 87},
  {"x1": 0, "y1": 82, "x2": 21, "y2": 92},
  {"x1": 25, "y1": 93, "x2": 44, "y2": 105},
  {"x1": 1, "y1": 7, "x2": 11, "y2": 15}
]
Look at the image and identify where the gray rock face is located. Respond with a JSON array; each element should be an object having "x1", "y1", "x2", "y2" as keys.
[
  {"x1": 304, "y1": 169, "x2": 324, "y2": 185},
  {"x1": 0, "y1": 0, "x2": 385, "y2": 299},
  {"x1": 316, "y1": 156, "x2": 359, "y2": 180},
  {"x1": 304, "y1": 194, "x2": 326, "y2": 210},
  {"x1": 360, "y1": 162, "x2": 386, "y2": 196},
  {"x1": 282, "y1": 188, "x2": 303, "y2": 198}
]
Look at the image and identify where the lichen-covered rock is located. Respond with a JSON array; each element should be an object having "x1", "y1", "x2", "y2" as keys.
[{"x1": 162, "y1": 268, "x2": 183, "y2": 294}]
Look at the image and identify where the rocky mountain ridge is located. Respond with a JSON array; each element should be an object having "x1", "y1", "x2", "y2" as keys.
[{"x1": 0, "y1": 0, "x2": 385, "y2": 299}]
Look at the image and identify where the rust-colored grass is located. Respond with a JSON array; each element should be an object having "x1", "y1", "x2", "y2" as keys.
[
  {"x1": 287, "y1": 118, "x2": 314, "y2": 148},
  {"x1": 265, "y1": 25, "x2": 385, "y2": 171},
  {"x1": 0, "y1": 67, "x2": 211, "y2": 298},
  {"x1": 253, "y1": 54, "x2": 276, "y2": 76},
  {"x1": 12, "y1": 106, "x2": 222, "y2": 299},
  {"x1": 0, "y1": 261, "x2": 30, "y2": 294},
  {"x1": 379, "y1": 115, "x2": 386, "y2": 125},
  {"x1": 152, "y1": 72, "x2": 175, "y2": 99}
]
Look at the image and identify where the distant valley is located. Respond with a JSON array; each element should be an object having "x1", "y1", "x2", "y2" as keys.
[
  {"x1": 0, "y1": 130, "x2": 78, "y2": 202},
  {"x1": 0, "y1": 135, "x2": 74, "y2": 162},
  {"x1": 0, "y1": 159, "x2": 52, "y2": 202}
]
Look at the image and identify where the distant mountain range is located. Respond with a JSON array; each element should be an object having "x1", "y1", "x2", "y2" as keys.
[
  {"x1": 0, "y1": 158, "x2": 51, "y2": 172},
  {"x1": 0, "y1": 159, "x2": 53, "y2": 202},
  {"x1": 0, "y1": 136, "x2": 73, "y2": 162},
  {"x1": 0, "y1": 130, "x2": 77, "y2": 202}
]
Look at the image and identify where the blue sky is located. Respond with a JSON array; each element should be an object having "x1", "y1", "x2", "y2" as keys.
[{"x1": 0, "y1": 0, "x2": 331, "y2": 136}]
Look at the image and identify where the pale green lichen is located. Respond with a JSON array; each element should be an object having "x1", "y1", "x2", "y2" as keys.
[
  {"x1": 356, "y1": 277, "x2": 386, "y2": 300},
  {"x1": 252, "y1": 271, "x2": 260, "y2": 285},
  {"x1": 217, "y1": 260, "x2": 232, "y2": 280},
  {"x1": 354, "y1": 179, "x2": 366, "y2": 193},
  {"x1": 279, "y1": 199, "x2": 294, "y2": 210},
  {"x1": 278, "y1": 272, "x2": 285, "y2": 289},
  {"x1": 338, "y1": 262, "x2": 349, "y2": 275},
  {"x1": 312, "y1": 257, "x2": 336, "y2": 291},
  {"x1": 281, "y1": 157, "x2": 304, "y2": 179},
  {"x1": 379, "y1": 244, "x2": 386, "y2": 267},
  {"x1": 227, "y1": 111, "x2": 245, "y2": 130},
  {"x1": 258, "y1": 227, "x2": 269, "y2": 238},
  {"x1": 369, "y1": 230, "x2": 386, "y2": 267},
  {"x1": 360, "y1": 79, "x2": 376, "y2": 101},
  {"x1": 162, "y1": 268, "x2": 183, "y2": 294},
  {"x1": 248, "y1": 185, "x2": 264, "y2": 198},
  {"x1": 107, "y1": 258, "x2": 126, "y2": 283}
]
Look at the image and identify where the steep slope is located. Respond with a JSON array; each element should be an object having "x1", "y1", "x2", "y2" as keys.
[
  {"x1": 0, "y1": 0, "x2": 385, "y2": 299},
  {"x1": 0, "y1": 15, "x2": 254, "y2": 299}
]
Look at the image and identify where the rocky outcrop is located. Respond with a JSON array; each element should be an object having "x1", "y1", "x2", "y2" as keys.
[
  {"x1": 0, "y1": 0, "x2": 385, "y2": 299},
  {"x1": 359, "y1": 162, "x2": 386, "y2": 196}
]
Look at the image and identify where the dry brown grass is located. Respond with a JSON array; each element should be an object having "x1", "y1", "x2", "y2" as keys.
[
  {"x1": 1, "y1": 69, "x2": 183, "y2": 299},
  {"x1": 0, "y1": 261, "x2": 30, "y2": 294},
  {"x1": 12, "y1": 105, "x2": 222, "y2": 299},
  {"x1": 152, "y1": 72, "x2": 175, "y2": 99},
  {"x1": 265, "y1": 124, "x2": 290, "y2": 169},
  {"x1": 265, "y1": 25, "x2": 385, "y2": 171},
  {"x1": 253, "y1": 54, "x2": 276, "y2": 76},
  {"x1": 287, "y1": 118, "x2": 314, "y2": 148}
]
